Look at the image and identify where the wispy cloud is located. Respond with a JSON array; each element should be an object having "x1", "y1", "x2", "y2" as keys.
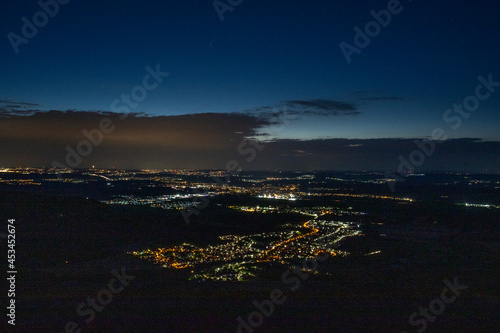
[
  {"x1": 0, "y1": 99, "x2": 41, "y2": 117},
  {"x1": 358, "y1": 96, "x2": 403, "y2": 101},
  {"x1": 0, "y1": 99, "x2": 40, "y2": 106},
  {"x1": 245, "y1": 94, "x2": 404, "y2": 120},
  {"x1": 351, "y1": 91, "x2": 404, "y2": 102},
  {"x1": 245, "y1": 98, "x2": 360, "y2": 118},
  {"x1": 285, "y1": 99, "x2": 358, "y2": 113}
]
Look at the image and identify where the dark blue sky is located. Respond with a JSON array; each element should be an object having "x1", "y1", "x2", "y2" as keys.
[{"x1": 1, "y1": 1, "x2": 499, "y2": 170}]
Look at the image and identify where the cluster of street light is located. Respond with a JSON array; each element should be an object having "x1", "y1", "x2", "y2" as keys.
[{"x1": 131, "y1": 219, "x2": 362, "y2": 281}]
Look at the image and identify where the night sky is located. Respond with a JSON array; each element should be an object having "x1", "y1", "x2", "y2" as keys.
[{"x1": 1, "y1": 0, "x2": 499, "y2": 171}]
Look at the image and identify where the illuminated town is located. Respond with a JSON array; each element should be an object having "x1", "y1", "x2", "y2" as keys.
[{"x1": 131, "y1": 219, "x2": 362, "y2": 281}]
